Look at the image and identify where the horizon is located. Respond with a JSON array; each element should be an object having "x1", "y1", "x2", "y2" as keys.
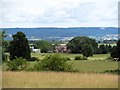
[{"x1": 0, "y1": 27, "x2": 118, "y2": 29}]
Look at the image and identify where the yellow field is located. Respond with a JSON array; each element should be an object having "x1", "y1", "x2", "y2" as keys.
[{"x1": 2, "y1": 71, "x2": 118, "y2": 88}]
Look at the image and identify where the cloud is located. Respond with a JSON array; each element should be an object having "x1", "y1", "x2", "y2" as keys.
[{"x1": 0, "y1": 0, "x2": 119, "y2": 27}]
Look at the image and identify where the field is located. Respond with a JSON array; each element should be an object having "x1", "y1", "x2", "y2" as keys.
[
  {"x1": 30, "y1": 53, "x2": 118, "y2": 73},
  {"x1": 2, "y1": 53, "x2": 119, "y2": 88},
  {"x1": 2, "y1": 71, "x2": 118, "y2": 88}
]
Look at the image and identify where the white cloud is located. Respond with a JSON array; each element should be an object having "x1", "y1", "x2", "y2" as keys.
[{"x1": 0, "y1": 0, "x2": 119, "y2": 27}]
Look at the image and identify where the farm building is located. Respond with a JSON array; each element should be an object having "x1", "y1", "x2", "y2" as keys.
[{"x1": 29, "y1": 44, "x2": 41, "y2": 53}]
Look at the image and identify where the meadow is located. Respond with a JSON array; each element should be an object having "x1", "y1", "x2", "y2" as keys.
[
  {"x1": 2, "y1": 53, "x2": 119, "y2": 88},
  {"x1": 2, "y1": 71, "x2": 118, "y2": 88}
]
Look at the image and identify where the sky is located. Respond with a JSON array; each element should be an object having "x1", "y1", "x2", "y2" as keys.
[{"x1": 0, "y1": 0, "x2": 119, "y2": 28}]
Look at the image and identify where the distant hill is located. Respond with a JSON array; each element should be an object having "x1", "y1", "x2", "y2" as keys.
[{"x1": 0, "y1": 27, "x2": 118, "y2": 41}]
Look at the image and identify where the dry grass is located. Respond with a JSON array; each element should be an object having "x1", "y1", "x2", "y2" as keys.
[{"x1": 2, "y1": 71, "x2": 118, "y2": 88}]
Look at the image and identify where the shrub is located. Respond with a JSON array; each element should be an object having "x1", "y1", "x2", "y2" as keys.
[
  {"x1": 2, "y1": 53, "x2": 8, "y2": 62},
  {"x1": 82, "y1": 56, "x2": 87, "y2": 60},
  {"x1": 29, "y1": 57, "x2": 40, "y2": 61},
  {"x1": 7, "y1": 57, "x2": 27, "y2": 71},
  {"x1": 103, "y1": 69, "x2": 120, "y2": 75},
  {"x1": 34, "y1": 54, "x2": 73, "y2": 72},
  {"x1": 105, "y1": 57, "x2": 114, "y2": 61},
  {"x1": 75, "y1": 56, "x2": 82, "y2": 60},
  {"x1": 67, "y1": 57, "x2": 71, "y2": 61},
  {"x1": 75, "y1": 56, "x2": 87, "y2": 60}
]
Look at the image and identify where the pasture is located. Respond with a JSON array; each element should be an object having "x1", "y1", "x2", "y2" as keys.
[
  {"x1": 30, "y1": 53, "x2": 118, "y2": 73},
  {"x1": 2, "y1": 53, "x2": 119, "y2": 88}
]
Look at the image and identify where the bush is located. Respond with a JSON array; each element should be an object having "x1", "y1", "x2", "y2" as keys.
[
  {"x1": 82, "y1": 56, "x2": 87, "y2": 60},
  {"x1": 29, "y1": 57, "x2": 40, "y2": 61},
  {"x1": 34, "y1": 54, "x2": 73, "y2": 72},
  {"x1": 105, "y1": 57, "x2": 114, "y2": 61},
  {"x1": 67, "y1": 57, "x2": 71, "y2": 61},
  {"x1": 75, "y1": 56, "x2": 82, "y2": 60},
  {"x1": 103, "y1": 69, "x2": 120, "y2": 75},
  {"x1": 7, "y1": 57, "x2": 27, "y2": 71},
  {"x1": 2, "y1": 53, "x2": 8, "y2": 62},
  {"x1": 75, "y1": 56, "x2": 87, "y2": 60}
]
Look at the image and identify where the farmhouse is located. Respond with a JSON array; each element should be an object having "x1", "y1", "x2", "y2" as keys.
[
  {"x1": 55, "y1": 44, "x2": 68, "y2": 53},
  {"x1": 29, "y1": 44, "x2": 41, "y2": 53}
]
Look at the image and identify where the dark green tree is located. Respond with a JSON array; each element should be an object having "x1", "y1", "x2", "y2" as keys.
[
  {"x1": 9, "y1": 32, "x2": 31, "y2": 60},
  {"x1": 108, "y1": 44, "x2": 112, "y2": 52},
  {"x1": 67, "y1": 36, "x2": 98, "y2": 53},
  {"x1": 117, "y1": 40, "x2": 120, "y2": 58},
  {"x1": 33, "y1": 40, "x2": 54, "y2": 53},
  {"x1": 111, "y1": 40, "x2": 120, "y2": 61},
  {"x1": 111, "y1": 46, "x2": 118, "y2": 58},
  {"x1": 99, "y1": 44, "x2": 109, "y2": 54},
  {"x1": 81, "y1": 44, "x2": 93, "y2": 58},
  {"x1": 0, "y1": 30, "x2": 8, "y2": 61},
  {"x1": 0, "y1": 30, "x2": 8, "y2": 50}
]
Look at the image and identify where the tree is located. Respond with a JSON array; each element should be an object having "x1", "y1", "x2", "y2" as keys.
[
  {"x1": 81, "y1": 44, "x2": 93, "y2": 58},
  {"x1": 111, "y1": 40, "x2": 120, "y2": 61},
  {"x1": 0, "y1": 30, "x2": 8, "y2": 61},
  {"x1": 108, "y1": 44, "x2": 112, "y2": 52},
  {"x1": 111, "y1": 46, "x2": 119, "y2": 59},
  {"x1": 9, "y1": 32, "x2": 31, "y2": 60},
  {"x1": 33, "y1": 40, "x2": 54, "y2": 53},
  {"x1": 99, "y1": 44, "x2": 109, "y2": 54},
  {"x1": 117, "y1": 40, "x2": 120, "y2": 59},
  {"x1": 67, "y1": 36, "x2": 98, "y2": 53}
]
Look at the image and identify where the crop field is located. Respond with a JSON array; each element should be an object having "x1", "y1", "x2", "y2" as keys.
[{"x1": 2, "y1": 53, "x2": 119, "y2": 88}]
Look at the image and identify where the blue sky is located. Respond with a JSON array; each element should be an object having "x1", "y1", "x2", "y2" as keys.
[{"x1": 0, "y1": 0, "x2": 119, "y2": 28}]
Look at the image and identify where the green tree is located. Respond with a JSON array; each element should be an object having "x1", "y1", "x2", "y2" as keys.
[
  {"x1": 67, "y1": 36, "x2": 98, "y2": 53},
  {"x1": 111, "y1": 40, "x2": 120, "y2": 61},
  {"x1": 9, "y1": 32, "x2": 31, "y2": 60},
  {"x1": 111, "y1": 46, "x2": 118, "y2": 58},
  {"x1": 0, "y1": 30, "x2": 8, "y2": 61},
  {"x1": 33, "y1": 40, "x2": 54, "y2": 53},
  {"x1": 108, "y1": 44, "x2": 112, "y2": 52},
  {"x1": 81, "y1": 44, "x2": 93, "y2": 58},
  {"x1": 117, "y1": 40, "x2": 120, "y2": 58},
  {"x1": 99, "y1": 44, "x2": 109, "y2": 54}
]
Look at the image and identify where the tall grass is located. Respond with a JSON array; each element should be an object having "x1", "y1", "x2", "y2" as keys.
[{"x1": 3, "y1": 71, "x2": 118, "y2": 88}]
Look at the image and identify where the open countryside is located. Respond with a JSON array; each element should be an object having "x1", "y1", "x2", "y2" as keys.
[
  {"x1": 2, "y1": 53, "x2": 119, "y2": 88},
  {"x1": 1, "y1": 0, "x2": 120, "y2": 88},
  {"x1": 1, "y1": 29, "x2": 120, "y2": 88}
]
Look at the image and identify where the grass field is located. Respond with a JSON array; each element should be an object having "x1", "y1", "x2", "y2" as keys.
[
  {"x1": 2, "y1": 71, "x2": 118, "y2": 88},
  {"x1": 3, "y1": 53, "x2": 118, "y2": 73},
  {"x1": 31, "y1": 53, "x2": 118, "y2": 73},
  {"x1": 72, "y1": 61, "x2": 118, "y2": 73},
  {"x1": 31, "y1": 53, "x2": 111, "y2": 60},
  {"x1": 2, "y1": 53, "x2": 119, "y2": 88}
]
